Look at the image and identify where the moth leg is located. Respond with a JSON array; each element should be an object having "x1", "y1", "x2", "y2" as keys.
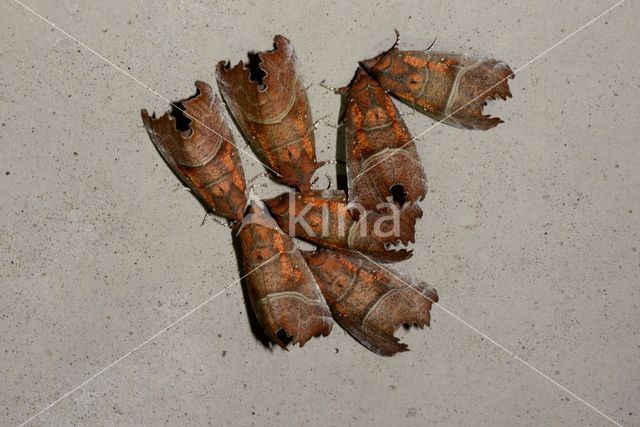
[
  {"x1": 320, "y1": 120, "x2": 344, "y2": 130},
  {"x1": 248, "y1": 172, "x2": 271, "y2": 184},
  {"x1": 247, "y1": 173, "x2": 272, "y2": 195},
  {"x1": 309, "y1": 172, "x2": 333, "y2": 190},
  {"x1": 398, "y1": 109, "x2": 416, "y2": 117},
  {"x1": 313, "y1": 112, "x2": 334, "y2": 129},
  {"x1": 318, "y1": 79, "x2": 341, "y2": 94},
  {"x1": 201, "y1": 212, "x2": 234, "y2": 228},
  {"x1": 248, "y1": 182, "x2": 269, "y2": 192}
]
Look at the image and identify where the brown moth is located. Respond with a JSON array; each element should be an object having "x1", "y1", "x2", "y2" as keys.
[
  {"x1": 236, "y1": 200, "x2": 333, "y2": 347},
  {"x1": 264, "y1": 190, "x2": 422, "y2": 262},
  {"x1": 360, "y1": 31, "x2": 514, "y2": 130},
  {"x1": 141, "y1": 81, "x2": 247, "y2": 221},
  {"x1": 340, "y1": 67, "x2": 427, "y2": 218},
  {"x1": 216, "y1": 35, "x2": 322, "y2": 193},
  {"x1": 302, "y1": 249, "x2": 438, "y2": 356}
]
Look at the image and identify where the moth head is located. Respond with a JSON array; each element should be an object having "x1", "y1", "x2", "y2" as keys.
[{"x1": 359, "y1": 29, "x2": 401, "y2": 75}]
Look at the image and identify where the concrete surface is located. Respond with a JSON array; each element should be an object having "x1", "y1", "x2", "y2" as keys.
[{"x1": 1, "y1": 0, "x2": 638, "y2": 425}]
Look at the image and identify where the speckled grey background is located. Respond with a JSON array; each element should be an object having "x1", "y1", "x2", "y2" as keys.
[{"x1": 1, "y1": 0, "x2": 638, "y2": 425}]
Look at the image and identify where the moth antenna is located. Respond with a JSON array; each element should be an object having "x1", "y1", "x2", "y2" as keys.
[
  {"x1": 324, "y1": 173, "x2": 333, "y2": 190},
  {"x1": 310, "y1": 172, "x2": 333, "y2": 192},
  {"x1": 392, "y1": 29, "x2": 400, "y2": 48},
  {"x1": 424, "y1": 36, "x2": 438, "y2": 51}
]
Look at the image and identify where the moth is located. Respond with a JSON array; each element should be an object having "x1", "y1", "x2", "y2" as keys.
[
  {"x1": 340, "y1": 67, "x2": 427, "y2": 218},
  {"x1": 236, "y1": 200, "x2": 333, "y2": 347},
  {"x1": 264, "y1": 189, "x2": 422, "y2": 262},
  {"x1": 141, "y1": 81, "x2": 248, "y2": 222},
  {"x1": 216, "y1": 35, "x2": 322, "y2": 193},
  {"x1": 360, "y1": 31, "x2": 514, "y2": 130},
  {"x1": 141, "y1": 82, "x2": 332, "y2": 348},
  {"x1": 303, "y1": 249, "x2": 438, "y2": 356}
]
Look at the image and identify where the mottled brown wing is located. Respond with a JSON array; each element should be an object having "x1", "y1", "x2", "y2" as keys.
[
  {"x1": 216, "y1": 35, "x2": 321, "y2": 192},
  {"x1": 350, "y1": 204, "x2": 422, "y2": 259},
  {"x1": 264, "y1": 190, "x2": 421, "y2": 261},
  {"x1": 302, "y1": 250, "x2": 438, "y2": 356},
  {"x1": 264, "y1": 189, "x2": 349, "y2": 252},
  {"x1": 141, "y1": 81, "x2": 247, "y2": 221},
  {"x1": 341, "y1": 68, "x2": 427, "y2": 215},
  {"x1": 236, "y1": 201, "x2": 333, "y2": 347},
  {"x1": 360, "y1": 35, "x2": 514, "y2": 130}
]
